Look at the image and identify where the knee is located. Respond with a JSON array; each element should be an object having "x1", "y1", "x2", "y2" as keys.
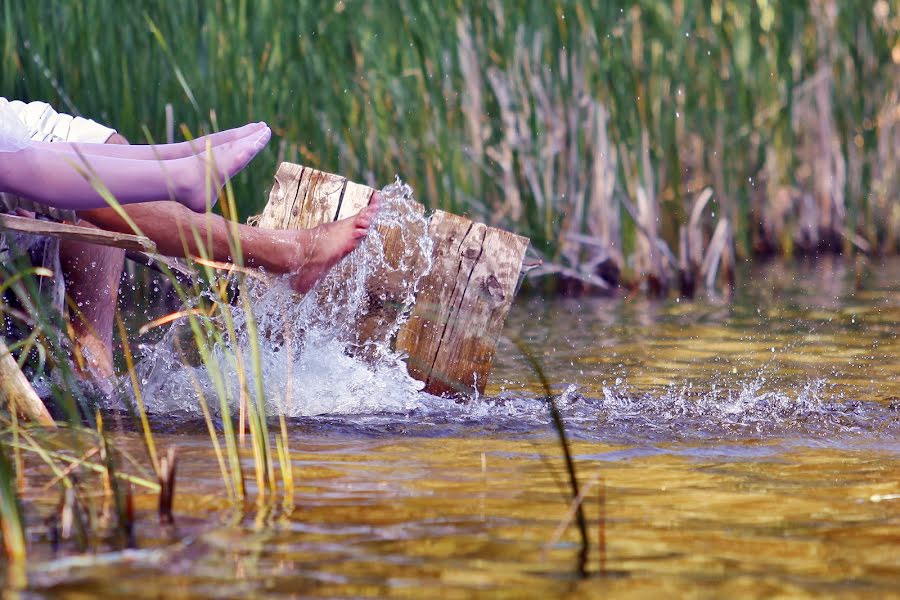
[{"x1": 105, "y1": 132, "x2": 130, "y2": 145}]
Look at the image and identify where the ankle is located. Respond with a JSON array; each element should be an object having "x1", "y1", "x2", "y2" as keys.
[
  {"x1": 281, "y1": 230, "x2": 313, "y2": 273},
  {"x1": 247, "y1": 229, "x2": 306, "y2": 274}
]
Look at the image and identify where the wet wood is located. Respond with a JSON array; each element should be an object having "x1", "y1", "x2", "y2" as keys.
[
  {"x1": 0, "y1": 214, "x2": 156, "y2": 253},
  {"x1": 258, "y1": 163, "x2": 423, "y2": 352},
  {"x1": 395, "y1": 211, "x2": 529, "y2": 396},
  {"x1": 256, "y1": 162, "x2": 529, "y2": 396},
  {"x1": 0, "y1": 339, "x2": 55, "y2": 427}
]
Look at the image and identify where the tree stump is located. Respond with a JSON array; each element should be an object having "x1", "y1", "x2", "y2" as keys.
[{"x1": 256, "y1": 162, "x2": 529, "y2": 397}]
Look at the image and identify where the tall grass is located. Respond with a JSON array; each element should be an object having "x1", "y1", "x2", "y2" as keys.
[
  {"x1": 0, "y1": 159, "x2": 295, "y2": 565},
  {"x1": 3, "y1": 0, "x2": 896, "y2": 294}
]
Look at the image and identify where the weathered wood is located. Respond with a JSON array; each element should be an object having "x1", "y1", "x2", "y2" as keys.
[
  {"x1": 0, "y1": 214, "x2": 156, "y2": 253},
  {"x1": 395, "y1": 211, "x2": 528, "y2": 396},
  {"x1": 0, "y1": 339, "x2": 55, "y2": 427},
  {"x1": 256, "y1": 162, "x2": 529, "y2": 396},
  {"x1": 258, "y1": 164, "x2": 426, "y2": 350},
  {"x1": 257, "y1": 163, "x2": 354, "y2": 230}
]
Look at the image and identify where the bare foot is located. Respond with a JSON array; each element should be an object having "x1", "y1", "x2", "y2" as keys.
[
  {"x1": 76, "y1": 332, "x2": 115, "y2": 378},
  {"x1": 287, "y1": 193, "x2": 381, "y2": 293},
  {"x1": 180, "y1": 126, "x2": 272, "y2": 212},
  {"x1": 37, "y1": 122, "x2": 269, "y2": 161},
  {"x1": 183, "y1": 122, "x2": 268, "y2": 154},
  {"x1": 72, "y1": 331, "x2": 116, "y2": 397}
]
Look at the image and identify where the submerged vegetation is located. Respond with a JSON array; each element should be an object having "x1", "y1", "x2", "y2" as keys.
[{"x1": 2, "y1": 0, "x2": 897, "y2": 294}]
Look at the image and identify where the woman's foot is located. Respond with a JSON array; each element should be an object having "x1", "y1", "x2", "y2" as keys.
[
  {"x1": 37, "y1": 122, "x2": 269, "y2": 161},
  {"x1": 179, "y1": 122, "x2": 268, "y2": 156},
  {"x1": 287, "y1": 194, "x2": 381, "y2": 293},
  {"x1": 179, "y1": 126, "x2": 272, "y2": 212}
]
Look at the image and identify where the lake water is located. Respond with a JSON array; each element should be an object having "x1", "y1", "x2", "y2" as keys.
[{"x1": 5, "y1": 256, "x2": 899, "y2": 598}]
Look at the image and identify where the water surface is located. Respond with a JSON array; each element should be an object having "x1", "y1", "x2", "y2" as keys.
[{"x1": 7, "y1": 257, "x2": 900, "y2": 598}]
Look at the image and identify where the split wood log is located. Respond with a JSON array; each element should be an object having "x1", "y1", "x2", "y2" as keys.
[
  {"x1": 394, "y1": 211, "x2": 529, "y2": 396},
  {"x1": 256, "y1": 162, "x2": 416, "y2": 348},
  {"x1": 0, "y1": 214, "x2": 156, "y2": 253},
  {"x1": 0, "y1": 339, "x2": 55, "y2": 427},
  {"x1": 256, "y1": 162, "x2": 529, "y2": 397}
]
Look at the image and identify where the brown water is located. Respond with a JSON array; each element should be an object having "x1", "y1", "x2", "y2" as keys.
[{"x1": 5, "y1": 257, "x2": 900, "y2": 598}]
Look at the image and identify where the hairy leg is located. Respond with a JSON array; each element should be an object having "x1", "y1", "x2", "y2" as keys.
[
  {"x1": 0, "y1": 127, "x2": 271, "y2": 212},
  {"x1": 30, "y1": 122, "x2": 266, "y2": 161},
  {"x1": 60, "y1": 227, "x2": 124, "y2": 379},
  {"x1": 60, "y1": 133, "x2": 130, "y2": 381},
  {"x1": 79, "y1": 194, "x2": 382, "y2": 293}
]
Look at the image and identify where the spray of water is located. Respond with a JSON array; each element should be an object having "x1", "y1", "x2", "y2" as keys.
[
  {"x1": 137, "y1": 179, "x2": 434, "y2": 417},
  {"x1": 127, "y1": 179, "x2": 896, "y2": 440}
]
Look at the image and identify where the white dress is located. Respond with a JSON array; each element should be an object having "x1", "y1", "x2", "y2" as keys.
[{"x1": 0, "y1": 98, "x2": 31, "y2": 152}]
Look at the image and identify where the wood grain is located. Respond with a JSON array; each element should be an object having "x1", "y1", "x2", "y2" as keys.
[
  {"x1": 255, "y1": 162, "x2": 529, "y2": 397},
  {"x1": 0, "y1": 339, "x2": 55, "y2": 427},
  {"x1": 395, "y1": 211, "x2": 528, "y2": 396}
]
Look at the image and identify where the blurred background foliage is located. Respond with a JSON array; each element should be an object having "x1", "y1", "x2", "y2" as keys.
[{"x1": 2, "y1": 0, "x2": 898, "y2": 292}]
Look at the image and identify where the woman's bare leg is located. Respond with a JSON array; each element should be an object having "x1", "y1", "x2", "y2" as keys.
[
  {"x1": 29, "y1": 122, "x2": 266, "y2": 161},
  {"x1": 0, "y1": 126, "x2": 271, "y2": 212}
]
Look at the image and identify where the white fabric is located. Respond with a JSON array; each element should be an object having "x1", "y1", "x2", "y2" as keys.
[
  {"x1": 0, "y1": 98, "x2": 31, "y2": 152},
  {"x1": 0, "y1": 97, "x2": 117, "y2": 149},
  {"x1": 0, "y1": 98, "x2": 118, "y2": 217}
]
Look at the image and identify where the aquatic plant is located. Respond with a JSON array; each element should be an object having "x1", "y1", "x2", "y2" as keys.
[
  {"x1": 0, "y1": 146, "x2": 296, "y2": 566},
  {"x1": 510, "y1": 336, "x2": 590, "y2": 576},
  {"x1": 3, "y1": 0, "x2": 896, "y2": 297},
  {"x1": 0, "y1": 443, "x2": 26, "y2": 561}
]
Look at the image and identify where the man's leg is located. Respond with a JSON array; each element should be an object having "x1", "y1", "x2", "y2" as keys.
[
  {"x1": 79, "y1": 196, "x2": 379, "y2": 294},
  {"x1": 58, "y1": 133, "x2": 129, "y2": 378}
]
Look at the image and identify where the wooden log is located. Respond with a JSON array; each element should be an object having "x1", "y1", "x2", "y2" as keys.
[
  {"x1": 0, "y1": 214, "x2": 156, "y2": 253},
  {"x1": 395, "y1": 211, "x2": 528, "y2": 396},
  {"x1": 255, "y1": 162, "x2": 529, "y2": 396},
  {"x1": 0, "y1": 339, "x2": 55, "y2": 427},
  {"x1": 258, "y1": 163, "x2": 422, "y2": 351}
]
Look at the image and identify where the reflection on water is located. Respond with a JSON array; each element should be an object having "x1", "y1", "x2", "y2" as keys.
[
  {"x1": 6, "y1": 257, "x2": 900, "y2": 597},
  {"x1": 493, "y1": 255, "x2": 899, "y2": 442}
]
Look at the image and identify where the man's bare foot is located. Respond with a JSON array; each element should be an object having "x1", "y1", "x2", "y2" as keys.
[
  {"x1": 287, "y1": 194, "x2": 381, "y2": 293},
  {"x1": 180, "y1": 126, "x2": 272, "y2": 212},
  {"x1": 75, "y1": 332, "x2": 115, "y2": 377}
]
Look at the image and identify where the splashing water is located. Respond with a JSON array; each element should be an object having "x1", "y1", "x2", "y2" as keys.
[
  {"x1": 127, "y1": 190, "x2": 898, "y2": 442},
  {"x1": 136, "y1": 179, "x2": 434, "y2": 417}
]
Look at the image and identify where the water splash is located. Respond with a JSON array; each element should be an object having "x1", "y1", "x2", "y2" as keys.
[
  {"x1": 127, "y1": 182, "x2": 897, "y2": 442},
  {"x1": 319, "y1": 376, "x2": 898, "y2": 442},
  {"x1": 136, "y1": 179, "x2": 434, "y2": 417}
]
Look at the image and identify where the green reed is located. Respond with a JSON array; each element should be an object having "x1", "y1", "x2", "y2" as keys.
[
  {"x1": 0, "y1": 147, "x2": 294, "y2": 564},
  {"x1": 3, "y1": 0, "x2": 896, "y2": 293},
  {"x1": 0, "y1": 442, "x2": 26, "y2": 561},
  {"x1": 0, "y1": 0, "x2": 896, "y2": 564}
]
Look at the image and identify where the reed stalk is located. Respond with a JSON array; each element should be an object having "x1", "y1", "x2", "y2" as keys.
[
  {"x1": 4, "y1": 1, "x2": 896, "y2": 289},
  {"x1": 0, "y1": 443, "x2": 26, "y2": 561}
]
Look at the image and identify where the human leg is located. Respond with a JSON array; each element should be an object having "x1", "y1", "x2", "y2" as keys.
[
  {"x1": 79, "y1": 193, "x2": 381, "y2": 294},
  {"x1": 59, "y1": 133, "x2": 129, "y2": 380},
  {"x1": 59, "y1": 228, "x2": 124, "y2": 378},
  {"x1": 30, "y1": 122, "x2": 266, "y2": 161},
  {"x1": 0, "y1": 127, "x2": 271, "y2": 212}
]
